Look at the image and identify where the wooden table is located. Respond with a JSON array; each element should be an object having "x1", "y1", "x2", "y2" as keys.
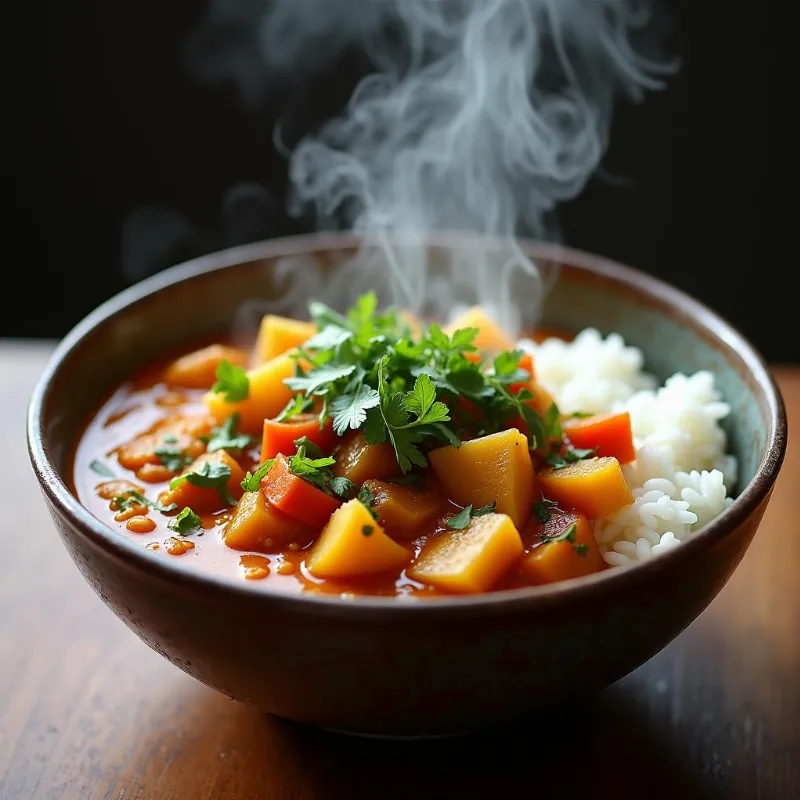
[{"x1": 1, "y1": 342, "x2": 797, "y2": 800}]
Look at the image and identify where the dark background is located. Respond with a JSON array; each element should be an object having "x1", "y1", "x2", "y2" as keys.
[{"x1": 5, "y1": 1, "x2": 789, "y2": 360}]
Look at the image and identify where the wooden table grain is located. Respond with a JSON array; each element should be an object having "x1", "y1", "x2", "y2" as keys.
[{"x1": 1, "y1": 341, "x2": 797, "y2": 800}]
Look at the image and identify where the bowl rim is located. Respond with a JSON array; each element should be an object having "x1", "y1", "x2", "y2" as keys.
[{"x1": 27, "y1": 232, "x2": 788, "y2": 618}]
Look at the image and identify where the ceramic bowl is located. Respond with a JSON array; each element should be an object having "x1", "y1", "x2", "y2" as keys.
[{"x1": 27, "y1": 234, "x2": 787, "y2": 736}]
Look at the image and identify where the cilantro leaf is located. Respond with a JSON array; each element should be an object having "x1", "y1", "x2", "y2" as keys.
[
  {"x1": 241, "y1": 459, "x2": 275, "y2": 491},
  {"x1": 212, "y1": 359, "x2": 249, "y2": 402},
  {"x1": 203, "y1": 413, "x2": 255, "y2": 453},
  {"x1": 569, "y1": 411, "x2": 594, "y2": 419},
  {"x1": 329, "y1": 476, "x2": 358, "y2": 499},
  {"x1": 155, "y1": 446, "x2": 192, "y2": 472},
  {"x1": 532, "y1": 499, "x2": 558, "y2": 522},
  {"x1": 308, "y1": 301, "x2": 350, "y2": 330},
  {"x1": 169, "y1": 461, "x2": 235, "y2": 505},
  {"x1": 304, "y1": 325, "x2": 353, "y2": 351},
  {"x1": 162, "y1": 434, "x2": 178, "y2": 444},
  {"x1": 540, "y1": 522, "x2": 588, "y2": 556},
  {"x1": 284, "y1": 364, "x2": 357, "y2": 395},
  {"x1": 113, "y1": 490, "x2": 178, "y2": 514},
  {"x1": 446, "y1": 501, "x2": 496, "y2": 530},
  {"x1": 288, "y1": 446, "x2": 336, "y2": 491},
  {"x1": 544, "y1": 403, "x2": 562, "y2": 442},
  {"x1": 401, "y1": 372, "x2": 436, "y2": 418},
  {"x1": 547, "y1": 447, "x2": 597, "y2": 470},
  {"x1": 331, "y1": 384, "x2": 381, "y2": 435},
  {"x1": 167, "y1": 506, "x2": 202, "y2": 536},
  {"x1": 90, "y1": 459, "x2": 115, "y2": 478},
  {"x1": 357, "y1": 484, "x2": 379, "y2": 520},
  {"x1": 493, "y1": 350, "x2": 524, "y2": 377},
  {"x1": 361, "y1": 524, "x2": 374, "y2": 537},
  {"x1": 276, "y1": 394, "x2": 315, "y2": 423}
]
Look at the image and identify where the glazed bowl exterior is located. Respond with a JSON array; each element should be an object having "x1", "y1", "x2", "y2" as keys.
[{"x1": 27, "y1": 234, "x2": 787, "y2": 736}]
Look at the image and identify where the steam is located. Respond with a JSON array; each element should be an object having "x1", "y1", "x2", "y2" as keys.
[{"x1": 130, "y1": 0, "x2": 675, "y2": 332}]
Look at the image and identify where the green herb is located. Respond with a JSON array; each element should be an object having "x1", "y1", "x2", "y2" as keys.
[
  {"x1": 169, "y1": 461, "x2": 236, "y2": 506},
  {"x1": 388, "y1": 473, "x2": 426, "y2": 488},
  {"x1": 89, "y1": 459, "x2": 115, "y2": 478},
  {"x1": 162, "y1": 434, "x2": 179, "y2": 444},
  {"x1": 544, "y1": 403, "x2": 563, "y2": 441},
  {"x1": 356, "y1": 484, "x2": 379, "y2": 520},
  {"x1": 362, "y1": 524, "x2": 374, "y2": 537},
  {"x1": 281, "y1": 293, "x2": 553, "y2": 472},
  {"x1": 241, "y1": 459, "x2": 275, "y2": 492},
  {"x1": 288, "y1": 445, "x2": 336, "y2": 491},
  {"x1": 167, "y1": 506, "x2": 202, "y2": 535},
  {"x1": 546, "y1": 447, "x2": 597, "y2": 470},
  {"x1": 329, "y1": 476, "x2": 358, "y2": 500},
  {"x1": 532, "y1": 499, "x2": 558, "y2": 523},
  {"x1": 154, "y1": 446, "x2": 192, "y2": 472},
  {"x1": 568, "y1": 411, "x2": 594, "y2": 419},
  {"x1": 212, "y1": 359, "x2": 249, "y2": 402},
  {"x1": 276, "y1": 394, "x2": 314, "y2": 423},
  {"x1": 446, "y1": 502, "x2": 496, "y2": 530},
  {"x1": 112, "y1": 490, "x2": 178, "y2": 514},
  {"x1": 202, "y1": 413, "x2": 255, "y2": 453},
  {"x1": 540, "y1": 522, "x2": 588, "y2": 556}
]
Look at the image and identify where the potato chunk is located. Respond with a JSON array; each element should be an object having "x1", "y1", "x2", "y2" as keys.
[
  {"x1": 520, "y1": 512, "x2": 605, "y2": 584},
  {"x1": 408, "y1": 512, "x2": 523, "y2": 593},
  {"x1": 255, "y1": 315, "x2": 316, "y2": 364},
  {"x1": 202, "y1": 353, "x2": 296, "y2": 435},
  {"x1": 305, "y1": 500, "x2": 411, "y2": 579},
  {"x1": 428, "y1": 429, "x2": 535, "y2": 529},
  {"x1": 538, "y1": 456, "x2": 633, "y2": 519},
  {"x1": 444, "y1": 306, "x2": 516, "y2": 353},
  {"x1": 331, "y1": 431, "x2": 401, "y2": 485},
  {"x1": 163, "y1": 344, "x2": 248, "y2": 389},
  {"x1": 223, "y1": 489, "x2": 311, "y2": 552},
  {"x1": 362, "y1": 479, "x2": 444, "y2": 540}
]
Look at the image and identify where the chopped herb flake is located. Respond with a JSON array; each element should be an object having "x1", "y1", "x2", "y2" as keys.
[
  {"x1": 540, "y1": 522, "x2": 588, "y2": 556},
  {"x1": 241, "y1": 459, "x2": 276, "y2": 492},
  {"x1": 154, "y1": 446, "x2": 192, "y2": 472},
  {"x1": 361, "y1": 525, "x2": 374, "y2": 537},
  {"x1": 90, "y1": 459, "x2": 115, "y2": 478},
  {"x1": 212, "y1": 359, "x2": 249, "y2": 402},
  {"x1": 203, "y1": 413, "x2": 254, "y2": 453},
  {"x1": 446, "y1": 501, "x2": 496, "y2": 530},
  {"x1": 168, "y1": 506, "x2": 202, "y2": 535},
  {"x1": 169, "y1": 461, "x2": 235, "y2": 506},
  {"x1": 113, "y1": 490, "x2": 177, "y2": 514},
  {"x1": 532, "y1": 499, "x2": 558, "y2": 522},
  {"x1": 547, "y1": 447, "x2": 597, "y2": 470}
]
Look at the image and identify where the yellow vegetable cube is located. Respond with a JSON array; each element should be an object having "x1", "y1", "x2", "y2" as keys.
[
  {"x1": 408, "y1": 512, "x2": 523, "y2": 593},
  {"x1": 444, "y1": 306, "x2": 516, "y2": 354},
  {"x1": 538, "y1": 456, "x2": 634, "y2": 519},
  {"x1": 305, "y1": 499, "x2": 411, "y2": 579},
  {"x1": 223, "y1": 489, "x2": 311, "y2": 552},
  {"x1": 202, "y1": 353, "x2": 296, "y2": 435},
  {"x1": 428, "y1": 428, "x2": 535, "y2": 529},
  {"x1": 255, "y1": 315, "x2": 317, "y2": 364}
]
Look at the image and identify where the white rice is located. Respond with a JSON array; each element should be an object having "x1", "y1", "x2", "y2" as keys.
[{"x1": 518, "y1": 328, "x2": 736, "y2": 567}]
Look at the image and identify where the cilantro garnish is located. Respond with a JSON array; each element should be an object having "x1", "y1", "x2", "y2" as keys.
[
  {"x1": 112, "y1": 490, "x2": 178, "y2": 514},
  {"x1": 288, "y1": 441, "x2": 336, "y2": 491},
  {"x1": 446, "y1": 502, "x2": 496, "y2": 530},
  {"x1": 212, "y1": 359, "x2": 249, "y2": 402},
  {"x1": 546, "y1": 447, "x2": 597, "y2": 470},
  {"x1": 154, "y1": 446, "x2": 192, "y2": 472},
  {"x1": 329, "y1": 476, "x2": 358, "y2": 500},
  {"x1": 356, "y1": 484, "x2": 379, "y2": 520},
  {"x1": 276, "y1": 394, "x2": 314, "y2": 423},
  {"x1": 168, "y1": 507, "x2": 202, "y2": 536},
  {"x1": 90, "y1": 459, "x2": 115, "y2": 478},
  {"x1": 532, "y1": 499, "x2": 559, "y2": 522},
  {"x1": 169, "y1": 461, "x2": 236, "y2": 506},
  {"x1": 281, "y1": 292, "x2": 554, "y2": 472},
  {"x1": 361, "y1": 524, "x2": 374, "y2": 537},
  {"x1": 540, "y1": 522, "x2": 589, "y2": 557},
  {"x1": 202, "y1": 413, "x2": 255, "y2": 453},
  {"x1": 162, "y1": 434, "x2": 179, "y2": 444},
  {"x1": 241, "y1": 459, "x2": 275, "y2": 492},
  {"x1": 568, "y1": 411, "x2": 594, "y2": 419}
]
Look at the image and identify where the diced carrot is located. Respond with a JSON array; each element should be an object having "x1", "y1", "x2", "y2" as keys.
[
  {"x1": 520, "y1": 511, "x2": 605, "y2": 584},
  {"x1": 255, "y1": 315, "x2": 317, "y2": 363},
  {"x1": 260, "y1": 454, "x2": 341, "y2": 528},
  {"x1": 163, "y1": 345, "x2": 248, "y2": 389},
  {"x1": 159, "y1": 450, "x2": 245, "y2": 512},
  {"x1": 361, "y1": 479, "x2": 445, "y2": 540},
  {"x1": 203, "y1": 353, "x2": 297, "y2": 435},
  {"x1": 408, "y1": 512, "x2": 523, "y2": 593},
  {"x1": 261, "y1": 414, "x2": 337, "y2": 462},
  {"x1": 223, "y1": 488, "x2": 312, "y2": 552},
  {"x1": 444, "y1": 306, "x2": 516, "y2": 354},
  {"x1": 428, "y1": 429, "x2": 535, "y2": 529},
  {"x1": 509, "y1": 352, "x2": 535, "y2": 393},
  {"x1": 95, "y1": 479, "x2": 144, "y2": 501},
  {"x1": 332, "y1": 431, "x2": 401, "y2": 485},
  {"x1": 538, "y1": 456, "x2": 633, "y2": 519},
  {"x1": 305, "y1": 499, "x2": 412, "y2": 579},
  {"x1": 563, "y1": 411, "x2": 636, "y2": 465}
]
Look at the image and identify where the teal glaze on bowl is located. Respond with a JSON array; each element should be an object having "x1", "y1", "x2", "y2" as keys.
[{"x1": 27, "y1": 233, "x2": 787, "y2": 736}]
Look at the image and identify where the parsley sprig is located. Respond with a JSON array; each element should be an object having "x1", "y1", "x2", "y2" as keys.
[
  {"x1": 280, "y1": 292, "x2": 555, "y2": 473},
  {"x1": 169, "y1": 461, "x2": 236, "y2": 506},
  {"x1": 112, "y1": 490, "x2": 177, "y2": 514},
  {"x1": 201, "y1": 413, "x2": 255, "y2": 453}
]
